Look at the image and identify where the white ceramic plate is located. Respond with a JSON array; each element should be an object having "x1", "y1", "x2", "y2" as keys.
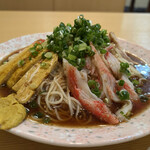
[{"x1": 0, "y1": 33, "x2": 150, "y2": 147}]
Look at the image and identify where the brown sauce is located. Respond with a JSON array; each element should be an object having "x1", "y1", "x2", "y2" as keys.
[
  {"x1": 0, "y1": 84, "x2": 12, "y2": 97},
  {"x1": 27, "y1": 109, "x2": 105, "y2": 127},
  {"x1": 0, "y1": 84, "x2": 149, "y2": 127},
  {"x1": 0, "y1": 53, "x2": 150, "y2": 127}
]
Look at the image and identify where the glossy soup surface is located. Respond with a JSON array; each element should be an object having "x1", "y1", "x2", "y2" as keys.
[{"x1": 0, "y1": 53, "x2": 150, "y2": 127}]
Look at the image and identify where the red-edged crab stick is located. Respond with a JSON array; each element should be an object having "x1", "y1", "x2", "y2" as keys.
[{"x1": 63, "y1": 59, "x2": 119, "y2": 125}]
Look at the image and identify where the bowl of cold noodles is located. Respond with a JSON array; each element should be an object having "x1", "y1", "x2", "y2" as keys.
[{"x1": 0, "y1": 15, "x2": 150, "y2": 147}]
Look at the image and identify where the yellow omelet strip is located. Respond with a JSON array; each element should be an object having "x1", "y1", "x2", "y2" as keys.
[
  {"x1": 0, "y1": 44, "x2": 34, "y2": 85},
  {"x1": 14, "y1": 53, "x2": 58, "y2": 104},
  {"x1": 7, "y1": 49, "x2": 47, "y2": 88}
]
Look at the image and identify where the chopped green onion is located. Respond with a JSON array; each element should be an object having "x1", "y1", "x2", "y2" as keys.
[
  {"x1": 88, "y1": 80, "x2": 101, "y2": 97},
  {"x1": 40, "y1": 62, "x2": 48, "y2": 69},
  {"x1": 86, "y1": 46, "x2": 92, "y2": 51},
  {"x1": 36, "y1": 45, "x2": 43, "y2": 50},
  {"x1": 135, "y1": 87, "x2": 142, "y2": 94},
  {"x1": 33, "y1": 112, "x2": 44, "y2": 119},
  {"x1": 78, "y1": 43, "x2": 87, "y2": 51},
  {"x1": 91, "y1": 89, "x2": 101, "y2": 97},
  {"x1": 120, "y1": 111, "x2": 124, "y2": 115},
  {"x1": 68, "y1": 54, "x2": 77, "y2": 61},
  {"x1": 43, "y1": 117, "x2": 50, "y2": 124},
  {"x1": 30, "y1": 48, "x2": 38, "y2": 57},
  {"x1": 132, "y1": 79, "x2": 139, "y2": 86},
  {"x1": 28, "y1": 101, "x2": 38, "y2": 108},
  {"x1": 34, "y1": 43, "x2": 38, "y2": 48},
  {"x1": 77, "y1": 58, "x2": 85, "y2": 67},
  {"x1": 100, "y1": 49, "x2": 107, "y2": 54},
  {"x1": 44, "y1": 52, "x2": 52, "y2": 59},
  {"x1": 120, "y1": 111, "x2": 130, "y2": 119},
  {"x1": 101, "y1": 29, "x2": 107, "y2": 36},
  {"x1": 62, "y1": 51, "x2": 67, "y2": 57},
  {"x1": 40, "y1": 62, "x2": 46, "y2": 68},
  {"x1": 120, "y1": 62, "x2": 131, "y2": 76},
  {"x1": 42, "y1": 52, "x2": 46, "y2": 59},
  {"x1": 74, "y1": 37, "x2": 80, "y2": 41},
  {"x1": 118, "y1": 80, "x2": 125, "y2": 86},
  {"x1": 116, "y1": 89, "x2": 130, "y2": 100},
  {"x1": 29, "y1": 56, "x2": 32, "y2": 60},
  {"x1": 18, "y1": 60, "x2": 25, "y2": 67},
  {"x1": 88, "y1": 80, "x2": 97, "y2": 88},
  {"x1": 69, "y1": 46, "x2": 73, "y2": 51},
  {"x1": 30, "y1": 47, "x2": 35, "y2": 52},
  {"x1": 73, "y1": 45, "x2": 79, "y2": 51},
  {"x1": 67, "y1": 23, "x2": 72, "y2": 27},
  {"x1": 47, "y1": 15, "x2": 110, "y2": 70},
  {"x1": 32, "y1": 51, "x2": 38, "y2": 57},
  {"x1": 140, "y1": 95, "x2": 149, "y2": 103},
  {"x1": 120, "y1": 62, "x2": 129, "y2": 69},
  {"x1": 41, "y1": 41, "x2": 47, "y2": 49}
]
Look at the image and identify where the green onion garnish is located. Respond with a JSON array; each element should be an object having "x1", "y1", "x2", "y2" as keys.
[
  {"x1": 40, "y1": 62, "x2": 48, "y2": 68},
  {"x1": 132, "y1": 79, "x2": 139, "y2": 86},
  {"x1": 135, "y1": 87, "x2": 142, "y2": 94},
  {"x1": 34, "y1": 43, "x2": 38, "y2": 47},
  {"x1": 100, "y1": 49, "x2": 107, "y2": 54},
  {"x1": 43, "y1": 117, "x2": 50, "y2": 124},
  {"x1": 42, "y1": 52, "x2": 46, "y2": 59},
  {"x1": 88, "y1": 80, "x2": 101, "y2": 97},
  {"x1": 120, "y1": 111, "x2": 124, "y2": 115},
  {"x1": 18, "y1": 60, "x2": 25, "y2": 67},
  {"x1": 140, "y1": 95, "x2": 149, "y2": 103},
  {"x1": 44, "y1": 52, "x2": 52, "y2": 59},
  {"x1": 120, "y1": 62, "x2": 131, "y2": 76},
  {"x1": 120, "y1": 111, "x2": 130, "y2": 119},
  {"x1": 91, "y1": 89, "x2": 101, "y2": 97},
  {"x1": 30, "y1": 48, "x2": 38, "y2": 57},
  {"x1": 68, "y1": 54, "x2": 77, "y2": 61},
  {"x1": 36, "y1": 45, "x2": 43, "y2": 51},
  {"x1": 118, "y1": 80, "x2": 125, "y2": 86},
  {"x1": 28, "y1": 101, "x2": 38, "y2": 108},
  {"x1": 77, "y1": 58, "x2": 85, "y2": 67},
  {"x1": 47, "y1": 15, "x2": 110, "y2": 70},
  {"x1": 116, "y1": 89, "x2": 130, "y2": 100},
  {"x1": 30, "y1": 47, "x2": 35, "y2": 52},
  {"x1": 78, "y1": 43, "x2": 87, "y2": 51},
  {"x1": 33, "y1": 112, "x2": 44, "y2": 119},
  {"x1": 73, "y1": 45, "x2": 79, "y2": 51},
  {"x1": 29, "y1": 56, "x2": 32, "y2": 60},
  {"x1": 88, "y1": 80, "x2": 98, "y2": 87}
]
